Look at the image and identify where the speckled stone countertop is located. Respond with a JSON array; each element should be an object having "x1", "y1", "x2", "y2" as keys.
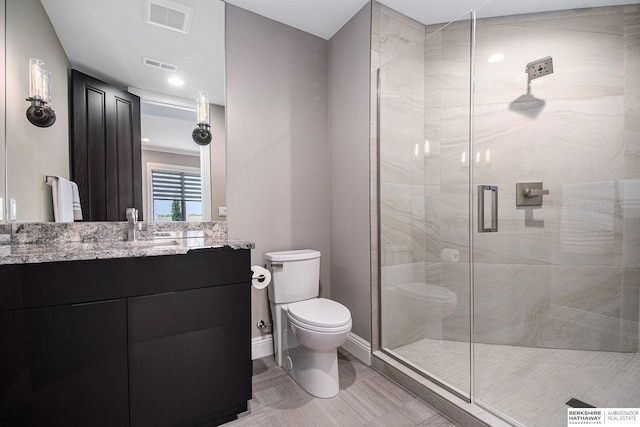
[{"x1": 0, "y1": 222, "x2": 254, "y2": 265}]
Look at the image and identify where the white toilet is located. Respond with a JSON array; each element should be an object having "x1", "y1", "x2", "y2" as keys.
[{"x1": 265, "y1": 249, "x2": 352, "y2": 398}]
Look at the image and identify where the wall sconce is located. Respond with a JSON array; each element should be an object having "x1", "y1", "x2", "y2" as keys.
[
  {"x1": 26, "y1": 58, "x2": 56, "y2": 128},
  {"x1": 192, "y1": 91, "x2": 212, "y2": 146}
]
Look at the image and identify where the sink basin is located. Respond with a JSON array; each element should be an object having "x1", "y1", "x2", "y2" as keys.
[{"x1": 130, "y1": 239, "x2": 181, "y2": 249}]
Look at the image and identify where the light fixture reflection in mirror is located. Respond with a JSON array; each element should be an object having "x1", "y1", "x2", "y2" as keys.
[
  {"x1": 26, "y1": 58, "x2": 56, "y2": 128},
  {"x1": 192, "y1": 91, "x2": 212, "y2": 146}
]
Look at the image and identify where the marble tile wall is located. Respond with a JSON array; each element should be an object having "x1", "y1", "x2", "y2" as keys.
[{"x1": 378, "y1": 4, "x2": 640, "y2": 353}]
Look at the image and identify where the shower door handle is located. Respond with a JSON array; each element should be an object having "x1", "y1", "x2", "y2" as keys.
[{"x1": 478, "y1": 185, "x2": 498, "y2": 233}]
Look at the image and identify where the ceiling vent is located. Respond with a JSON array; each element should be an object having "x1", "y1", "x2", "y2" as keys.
[
  {"x1": 145, "y1": 0, "x2": 194, "y2": 34},
  {"x1": 143, "y1": 57, "x2": 178, "y2": 72}
]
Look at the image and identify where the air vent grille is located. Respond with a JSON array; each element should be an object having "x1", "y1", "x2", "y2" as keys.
[
  {"x1": 143, "y1": 57, "x2": 178, "y2": 72},
  {"x1": 145, "y1": 0, "x2": 193, "y2": 34}
]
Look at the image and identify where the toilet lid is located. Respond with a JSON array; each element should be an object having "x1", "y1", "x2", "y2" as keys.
[{"x1": 287, "y1": 298, "x2": 351, "y2": 328}]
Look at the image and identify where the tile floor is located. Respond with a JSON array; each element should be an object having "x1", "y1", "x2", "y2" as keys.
[
  {"x1": 393, "y1": 338, "x2": 640, "y2": 427},
  {"x1": 224, "y1": 350, "x2": 458, "y2": 426}
]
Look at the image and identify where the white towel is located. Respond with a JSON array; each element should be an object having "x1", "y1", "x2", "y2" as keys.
[
  {"x1": 51, "y1": 176, "x2": 82, "y2": 222},
  {"x1": 72, "y1": 182, "x2": 83, "y2": 221}
]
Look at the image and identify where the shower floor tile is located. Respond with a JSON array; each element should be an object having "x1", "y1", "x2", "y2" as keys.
[{"x1": 391, "y1": 338, "x2": 640, "y2": 427}]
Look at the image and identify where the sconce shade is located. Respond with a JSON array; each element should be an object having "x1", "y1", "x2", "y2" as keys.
[
  {"x1": 26, "y1": 58, "x2": 56, "y2": 127},
  {"x1": 192, "y1": 91, "x2": 211, "y2": 145},
  {"x1": 29, "y1": 58, "x2": 44, "y2": 99},
  {"x1": 196, "y1": 91, "x2": 209, "y2": 125}
]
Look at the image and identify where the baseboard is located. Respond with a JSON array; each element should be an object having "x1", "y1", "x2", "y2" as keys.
[
  {"x1": 341, "y1": 332, "x2": 372, "y2": 366},
  {"x1": 252, "y1": 334, "x2": 274, "y2": 360}
]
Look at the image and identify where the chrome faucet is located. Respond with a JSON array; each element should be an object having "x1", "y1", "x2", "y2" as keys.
[{"x1": 126, "y1": 208, "x2": 141, "y2": 241}]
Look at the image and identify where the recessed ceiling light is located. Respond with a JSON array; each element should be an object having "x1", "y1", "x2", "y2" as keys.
[
  {"x1": 142, "y1": 138, "x2": 150, "y2": 142},
  {"x1": 488, "y1": 53, "x2": 505, "y2": 63},
  {"x1": 168, "y1": 76, "x2": 184, "y2": 86}
]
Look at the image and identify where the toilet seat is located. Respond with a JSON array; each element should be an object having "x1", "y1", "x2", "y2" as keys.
[{"x1": 287, "y1": 298, "x2": 351, "y2": 332}]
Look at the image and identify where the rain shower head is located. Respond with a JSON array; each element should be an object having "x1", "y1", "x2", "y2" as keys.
[{"x1": 526, "y1": 56, "x2": 553, "y2": 81}]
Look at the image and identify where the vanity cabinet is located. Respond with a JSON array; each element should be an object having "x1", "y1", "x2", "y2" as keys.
[
  {"x1": 129, "y1": 284, "x2": 250, "y2": 426},
  {"x1": 0, "y1": 299, "x2": 129, "y2": 426},
  {"x1": 0, "y1": 249, "x2": 251, "y2": 427}
]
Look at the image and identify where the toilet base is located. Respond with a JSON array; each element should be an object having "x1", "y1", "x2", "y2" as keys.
[
  {"x1": 286, "y1": 345, "x2": 339, "y2": 398},
  {"x1": 271, "y1": 301, "x2": 344, "y2": 398}
]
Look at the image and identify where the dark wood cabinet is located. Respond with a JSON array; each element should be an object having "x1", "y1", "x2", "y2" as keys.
[
  {"x1": 70, "y1": 69, "x2": 143, "y2": 221},
  {"x1": 129, "y1": 285, "x2": 251, "y2": 426},
  {"x1": 0, "y1": 299, "x2": 128, "y2": 426},
  {"x1": 0, "y1": 250, "x2": 252, "y2": 426}
]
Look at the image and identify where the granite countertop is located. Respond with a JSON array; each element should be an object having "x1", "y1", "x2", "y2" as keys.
[
  {"x1": 0, "y1": 237, "x2": 255, "y2": 265},
  {"x1": 0, "y1": 222, "x2": 254, "y2": 266}
]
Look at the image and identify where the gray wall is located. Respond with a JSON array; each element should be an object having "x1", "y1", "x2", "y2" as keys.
[
  {"x1": 328, "y1": 4, "x2": 372, "y2": 341},
  {"x1": 225, "y1": 5, "x2": 331, "y2": 339},
  {"x1": 0, "y1": 0, "x2": 5, "y2": 221},
  {"x1": 5, "y1": 0, "x2": 69, "y2": 221},
  {"x1": 209, "y1": 104, "x2": 226, "y2": 221}
]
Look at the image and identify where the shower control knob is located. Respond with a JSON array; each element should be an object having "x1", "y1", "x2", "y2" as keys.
[
  {"x1": 524, "y1": 188, "x2": 549, "y2": 198},
  {"x1": 516, "y1": 182, "x2": 548, "y2": 207}
]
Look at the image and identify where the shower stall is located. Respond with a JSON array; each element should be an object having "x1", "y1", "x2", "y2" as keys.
[{"x1": 375, "y1": 0, "x2": 640, "y2": 425}]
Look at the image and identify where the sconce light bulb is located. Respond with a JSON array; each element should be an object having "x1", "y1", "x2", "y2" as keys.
[
  {"x1": 196, "y1": 91, "x2": 210, "y2": 125},
  {"x1": 29, "y1": 58, "x2": 44, "y2": 99}
]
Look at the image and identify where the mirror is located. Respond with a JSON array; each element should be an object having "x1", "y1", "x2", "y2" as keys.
[{"x1": 3, "y1": 0, "x2": 226, "y2": 222}]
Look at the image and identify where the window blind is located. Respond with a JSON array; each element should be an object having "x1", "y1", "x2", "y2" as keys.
[{"x1": 151, "y1": 170, "x2": 201, "y2": 202}]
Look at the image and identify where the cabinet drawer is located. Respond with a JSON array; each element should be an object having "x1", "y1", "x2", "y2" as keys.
[{"x1": 0, "y1": 249, "x2": 251, "y2": 311}]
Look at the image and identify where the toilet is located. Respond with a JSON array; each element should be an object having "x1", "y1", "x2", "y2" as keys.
[{"x1": 265, "y1": 249, "x2": 352, "y2": 398}]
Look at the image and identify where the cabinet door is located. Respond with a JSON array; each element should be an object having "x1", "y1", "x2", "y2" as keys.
[
  {"x1": 128, "y1": 284, "x2": 251, "y2": 427},
  {"x1": 70, "y1": 69, "x2": 143, "y2": 221},
  {"x1": 0, "y1": 299, "x2": 129, "y2": 426}
]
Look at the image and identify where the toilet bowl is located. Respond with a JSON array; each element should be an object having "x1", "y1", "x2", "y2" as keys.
[
  {"x1": 265, "y1": 249, "x2": 352, "y2": 398},
  {"x1": 287, "y1": 298, "x2": 352, "y2": 351}
]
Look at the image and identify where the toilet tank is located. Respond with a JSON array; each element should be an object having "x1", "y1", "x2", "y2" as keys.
[{"x1": 264, "y1": 250, "x2": 321, "y2": 304}]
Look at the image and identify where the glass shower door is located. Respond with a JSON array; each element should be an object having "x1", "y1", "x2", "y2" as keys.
[
  {"x1": 378, "y1": 8, "x2": 473, "y2": 400},
  {"x1": 471, "y1": 1, "x2": 640, "y2": 425}
]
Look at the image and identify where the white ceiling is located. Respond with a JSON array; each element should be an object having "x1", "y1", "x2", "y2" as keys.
[
  {"x1": 224, "y1": 0, "x2": 370, "y2": 40},
  {"x1": 41, "y1": 0, "x2": 225, "y2": 106},
  {"x1": 38, "y1": 0, "x2": 634, "y2": 154},
  {"x1": 40, "y1": 0, "x2": 636, "y2": 110}
]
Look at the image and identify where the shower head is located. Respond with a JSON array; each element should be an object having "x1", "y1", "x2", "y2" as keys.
[{"x1": 526, "y1": 56, "x2": 553, "y2": 81}]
